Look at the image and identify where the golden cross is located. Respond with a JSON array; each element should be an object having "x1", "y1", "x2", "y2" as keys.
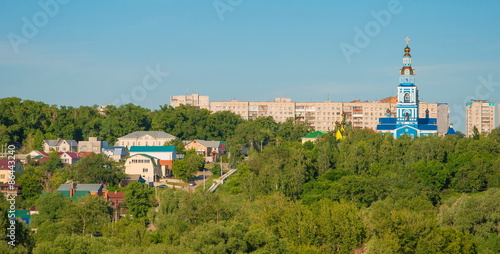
[{"x1": 405, "y1": 37, "x2": 410, "y2": 45}]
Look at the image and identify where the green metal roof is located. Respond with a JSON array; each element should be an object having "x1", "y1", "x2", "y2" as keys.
[
  {"x1": 58, "y1": 190, "x2": 90, "y2": 200},
  {"x1": 302, "y1": 131, "x2": 329, "y2": 139},
  {"x1": 14, "y1": 210, "x2": 31, "y2": 219},
  {"x1": 129, "y1": 146, "x2": 176, "y2": 152}
]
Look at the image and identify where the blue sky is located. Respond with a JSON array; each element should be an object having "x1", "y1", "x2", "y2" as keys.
[{"x1": 1, "y1": 0, "x2": 499, "y2": 132}]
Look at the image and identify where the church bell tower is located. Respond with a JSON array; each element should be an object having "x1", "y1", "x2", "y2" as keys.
[{"x1": 396, "y1": 37, "x2": 418, "y2": 126}]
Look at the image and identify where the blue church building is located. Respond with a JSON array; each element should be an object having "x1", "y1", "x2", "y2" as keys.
[{"x1": 376, "y1": 38, "x2": 438, "y2": 138}]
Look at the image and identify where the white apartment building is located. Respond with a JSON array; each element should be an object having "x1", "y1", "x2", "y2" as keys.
[
  {"x1": 466, "y1": 100, "x2": 497, "y2": 137},
  {"x1": 170, "y1": 94, "x2": 210, "y2": 110}
]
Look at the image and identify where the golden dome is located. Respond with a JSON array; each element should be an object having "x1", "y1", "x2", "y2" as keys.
[{"x1": 404, "y1": 45, "x2": 411, "y2": 56}]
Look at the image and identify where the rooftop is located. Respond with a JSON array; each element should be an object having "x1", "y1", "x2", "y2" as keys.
[
  {"x1": 58, "y1": 183, "x2": 105, "y2": 193},
  {"x1": 129, "y1": 146, "x2": 176, "y2": 153},
  {"x1": 302, "y1": 131, "x2": 329, "y2": 139},
  {"x1": 119, "y1": 131, "x2": 177, "y2": 139}
]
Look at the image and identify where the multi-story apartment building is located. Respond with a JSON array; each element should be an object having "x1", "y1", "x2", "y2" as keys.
[
  {"x1": 170, "y1": 94, "x2": 210, "y2": 110},
  {"x1": 210, "y1": 97, "x2": 449, "y2": 135},
  {"x1": 466, "y1": 100, "x2": 497, "y2": 137}
]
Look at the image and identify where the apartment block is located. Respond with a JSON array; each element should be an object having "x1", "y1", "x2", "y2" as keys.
[
  {"x1": 170, "y1": 94, "x2": 210, "y2": 109},
  {"x1": 466, "y1": 100, "x2": 496, "y2": 137},
  {"x1": 211, "y1": 97, "x2": 449, "y2": 135}
]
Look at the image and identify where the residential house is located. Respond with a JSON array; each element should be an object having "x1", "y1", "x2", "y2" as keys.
[
  {"x1": 78, "y1": 137, "x2": 109, "y2": 153},
  {"x1": 57, "y1": 182, "x2": 108, "y2": 200},
  {"x1": 124, "y1": 154, "x2": 162, "y2": 186},
  {"x1": 184, "y1": 140, "x2": 222, "y2": 163},
  {"x1": 102, "y1": 146, "x2": 127, "y2": 162},
  {"x1": 301, "y1": 131, "x2": 329, "y2": 144},
  {"x1": 0, "y1": 159, "x2": 24, "y2": 184},
  {"x1": 28, "y1": 150, "x2": 49, "y2": 158},
  {"x1": 115, "y1": 131, "x2": 177, "y2": 149},
  {"x1": 59, "y1": 152, "x2": 80, "y2": 165},
  {"x1": 107, "y1": 191, "x2": 125, "y2": 210},
  {"x1": 0, "y1": 183, "x2": 21, "y2": 198},
  {"x1": 129, "y1": 146, "x2": 176, "y2": 176},
  {"x1": 43, "y1": 139, "x2": 78, "y2": 153}
]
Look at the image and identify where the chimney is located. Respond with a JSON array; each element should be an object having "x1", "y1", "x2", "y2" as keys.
[{"x1": 70, "y1": 182, "x2": 77, "y2": 197}]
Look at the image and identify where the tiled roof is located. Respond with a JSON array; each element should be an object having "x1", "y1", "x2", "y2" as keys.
[
  {"x1": 0, "y1": 159, "x2": 21, "y2": 170},
  {"x1": 61, "y1": 152, "x2": 80, "y2": 159},
  {"x1": 119, "y1": 131, "x2": 176, "y2": 139},
  {"x1": 78, "y1": 152, "x2": 95, "y2": 157},
  {"x1": 107, "y1": 192, "x2": 124, "y2": 199},
  {"x1": 129, "y1": 146, "x2": 176, "y2": 153}
]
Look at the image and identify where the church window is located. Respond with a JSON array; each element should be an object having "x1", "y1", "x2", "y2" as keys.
[{"x1": 404, "y1": 93, "x2": 410, "y2": 103}]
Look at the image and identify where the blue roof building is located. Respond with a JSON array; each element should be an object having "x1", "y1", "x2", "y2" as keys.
[{"x1": 376, "y1": 38, "x2": 438, "y2": 138}]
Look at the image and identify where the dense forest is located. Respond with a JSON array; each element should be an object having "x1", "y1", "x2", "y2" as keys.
[{"x1": 1, "y1": 97, "x2": 499, "y2": 253}]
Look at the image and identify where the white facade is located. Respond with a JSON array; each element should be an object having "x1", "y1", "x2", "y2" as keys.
[{"x1": 124, "y1": 154, "x2": 162, "y2": 185}]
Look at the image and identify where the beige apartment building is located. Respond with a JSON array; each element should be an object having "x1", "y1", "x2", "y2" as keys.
[
  {"x1": 465, "y1": 100, "x2": 497, "y2": 137},
  {"x1": 170, "y1": 94, "x2": 210, "y2": 110},
  {"x1": 210, "y1": 97, "x2": 450, "y2": 135}
]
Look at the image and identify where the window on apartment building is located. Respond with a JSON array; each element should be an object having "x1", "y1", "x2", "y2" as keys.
[
  {"x1": 0, "y1": 174, "x2": 4, "y2": 179},
  {"x1": 81, "y1": 147, "x2": 87, "y2": 151},
  {"x1": 143, "y1": 168, "x2": 148, "y2": 173},
  {"x1": 92, "y1": 146, "x2": 97, "y2": 151}
]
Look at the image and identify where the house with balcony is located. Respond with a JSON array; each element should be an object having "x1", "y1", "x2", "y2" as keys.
[
  {"x1": 124, "y1": 154, "x2": 162, "y2": 186},
  {"x1": 184, "y1": 140, "x2": 222, "y2": 163}
]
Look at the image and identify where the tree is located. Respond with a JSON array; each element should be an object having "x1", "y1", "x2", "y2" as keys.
[
  {"x1": 124, "y1": 181, "x2": 154, "y2": 219},
  {"x1": 165, "y1": 138, "x2": 185, "y2": 154},
  {"x1": 472, "y1": 126, "x2": 480, "y2": 140},
  {"x1": 62, "y1": 195, "x2": 112, "y2": 235},
  {"x1": 211, "y1": 163, "x2": 221, "y2": 176},
  {"x1": 172, "y1": 150, "x2": 204, "y2": 182},
  {"x1": 16, "y1": 166, "x2": 44, "y2": 201},
  {"x1": 71, "y1": 153, "x2": 125, "y2": 186},
  {"x1": 31, "y1": 192, "x2": 71, "y2": 241}
]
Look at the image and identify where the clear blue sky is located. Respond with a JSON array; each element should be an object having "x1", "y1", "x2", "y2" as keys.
[{"x1": 1, "y1": 0, "x2": 499, "y2": 132}]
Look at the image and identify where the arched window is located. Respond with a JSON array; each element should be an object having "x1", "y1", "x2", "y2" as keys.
[
  {"x1": 405, "y1": 112, "x2": 410, "y2": 121},
  {"x1": 404, "y1": 93, "x2": 410, "y2": 103}
]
